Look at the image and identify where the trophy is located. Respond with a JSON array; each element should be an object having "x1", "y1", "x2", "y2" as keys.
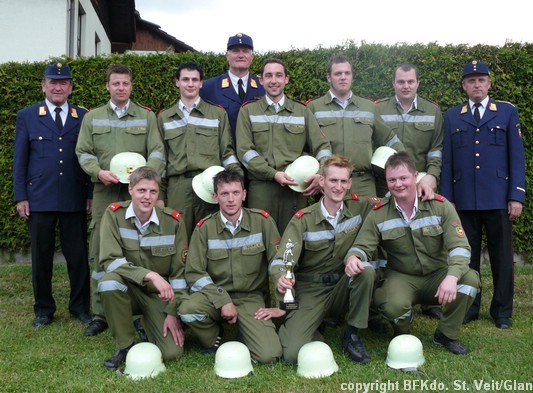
[{"x1": 279, "y1": 239, "x2": 299, "y2": 310}]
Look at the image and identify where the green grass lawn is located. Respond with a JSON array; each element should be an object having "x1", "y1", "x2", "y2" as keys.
[{"x1": 0, "y1": 263, "x2": 531, "y2": 393}]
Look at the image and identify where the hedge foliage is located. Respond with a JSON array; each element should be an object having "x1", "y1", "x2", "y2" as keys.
[{"x1": 1, "y1": 42, "x2": 531, "y2": 257}]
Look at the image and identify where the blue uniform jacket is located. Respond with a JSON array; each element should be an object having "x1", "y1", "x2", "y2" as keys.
[
  {"x1": 200, "y1": 72, "x2": 264, "y2": 141},
  {"x1": 440, "y1": 99, "x2": 525, "y2": 210},
  {"x1": 13, "y1": 101, "x2": 92, "y2": 212}
]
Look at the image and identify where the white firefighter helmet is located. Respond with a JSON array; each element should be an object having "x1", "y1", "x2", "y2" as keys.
[
  {"x1": 371, "y1": 146, "x2": 397, "y2": 169},
  {"x1": 285, "y1": 155, "x2": 320, "y2": 192},
  {"x1": 386, "y1": 334, "x2": 425, "y2": 371},
  {"x1": 296, "y1": 341, "x2": 339, "y2": 378},
  {"x1": 416, "y1": 171, "x2": 427, "y2": 184},
  {"x1": 109, "y1": 152, "x2": 146, "y2": 183},
  {"x1": 214, "y1": 341, "x2": 253, "y2": 378},
  {"x1": 192, "y1": 166, "x2": 225, "y2": 204},
  {"x1": 124, "y1": 342, "x2": 166, "y2": 380}
]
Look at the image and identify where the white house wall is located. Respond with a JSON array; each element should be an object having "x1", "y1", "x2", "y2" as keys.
[{"x1": 0, "y1": 0, "x2": 111, "y2": 64}]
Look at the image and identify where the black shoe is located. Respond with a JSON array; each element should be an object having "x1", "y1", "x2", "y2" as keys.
[
  {"x1": 368, "y1": 318, "x2": 389, "y2": 334},
  {"x1": 462, "y1": 312, "x2": 479, "y2": 325},
  {"x1": 71, "y1": 312, "x2": 92, "y2": 324},
  {"x1": 103, "y1": 345, "x2": 133, "y2": 369},
  {"x1": 134, "y1": 318, "x2": 148, "y2": 342},
  {"x1": 318, "y1": 318, "x2": 343, "y2": 335},
  {"x1": 342, "y1": 331, "x2": 371, "y2": 364},
  {"x1": 421, "y1": 307, "x2": 443, "y2": 320},
  {"x1": 32, "y1": 315, "x2": 53, "y2": 327},
  {"x1": 85, "y1": 319, "x2": 108, "y2": 336},
  {"x1": 494, "y1": 318, "x2": 512, "y2": 329},
  {"x1": 201, "y1": 325, "x2": 224, "y2": 354},
  {"x1": 433, "y1": 330, "x2": 468, "y2": 355}
]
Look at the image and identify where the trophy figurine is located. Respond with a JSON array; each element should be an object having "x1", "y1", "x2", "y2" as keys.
[{"x1": 280, "y1": 239, "x2": 299, "y2": 310}]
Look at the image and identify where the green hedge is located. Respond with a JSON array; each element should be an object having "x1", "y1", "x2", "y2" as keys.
[{"x1": 1, "y1": 42, "x2": 531, "y2": 257}]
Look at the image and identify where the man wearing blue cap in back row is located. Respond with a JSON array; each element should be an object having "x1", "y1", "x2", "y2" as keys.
[
  {"x1": 200, "y1": 32, "x2": 264, "y2": 144},
  {"x1": 13, "y1": 63, "x2": 92, "y2": 328},
  {"x1": 440, "y1": 60, "x2": 526, "y2": 329}
]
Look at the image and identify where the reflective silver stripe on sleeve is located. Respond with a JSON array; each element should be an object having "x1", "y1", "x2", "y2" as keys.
[
  {"x1": 449, "y1": 247, "x2": 471, "y2": 258},
  {"x1": 163, "y1": 119, "x2": 187, "y2": 130},
  {"x1": 380, "y1": 114, "x2": 435, "y2": 123},
  {"x1": 270, "y1": 259, "x2": 285, "y2": 272},
  {"x1": 223, "y1": 155, "x2": 239, "y2": 167},
  {"x1": 120, "y1": 228, "x2": 140, "y2": 241},
  {"x1": 457, "y1": 284, "x2": 478, "y2": 298},
  {"x1": 242, "y1": 150, "x2": 260, "y2": 168},
  {"x1": 79, "y1": 153, "x2": 98, "y2": 165},
  {"x1": 249, "y1": 115, "x2": 305, "y2": 125},
  {"x1": 368, "y1": 259, "x2": 388, "y2": 269},
  {"x1": 336, "y1": 215, "x2": 362, "y2": 234},
  {"x1": 106, "y1": 258, "x2": 128, "y2": 273},
  {"x1": 303, "y1": 230, "x2": 334, "y2": 242},
  {"x1": 92, "y1": 119, "x2": 148, "y2": 128},
  {"x1": 91, "y1": 270, "x2": 105, "y2": 281},
  {"x1": 97, "y1": 280, "x2": 128, "y2": 293},
  {"x1": 170, "y1": 278, "x2": 188, "y2": 290},
  {"x1": 427, "y1": 150, "x2": 442, "y2": 159},
  {"x1": 347, "y1": 247, "x2": 368, "y2": 262},
  {"x1": 314, "y1": 110, "x2": 374, "y2": 121},
  {"x1": 179, "y1": 313, "x2": 208, "y2": 324},
  {"x1": 362, "y1": 262, "x2": 374, "y2": 269},
  {"x1": 377, "y1": 218, "x2": 407, "y2": 233},
  {"x1": 392, "y1": 310, "x2": 413, "y2": 323},
  {"x1": 140, "y1": 235, "x2": 176, "y2": 247},
  {"x1": 411, "y1": 216, "x2": 442, "y2": 231},
  {"x1": 148, "y1": 151, "x2": 165, "y2": 162},
  {"x1": 208, "y1": 233, "x2": 263, "y2": 250},
  {"x1": 191, "y1": 276, "x2": 214, "y2": 292},
  {"x1": 188, "y1": 116, "x2": 219, "y2": 127},
  {"x1": 386, "y1": 135, "x2": 401, "y2": 147},
  {"x1": 316, "y1": 149, "x2": 332, "y2": 161}
]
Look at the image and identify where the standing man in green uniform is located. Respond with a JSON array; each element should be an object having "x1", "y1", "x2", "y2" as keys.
[
  {"x1": 271, "y1": 155, "x2": 375, "y2": 364},
  {"x1": 98, "y1": 167, "x2": 188, "y2": 369},
  {"x1": 158, "y1": 62, "x2": 242, "y2": 238},
  {"x1": 76, "y1": 64, "x2": 166, "y2": 336},
  {"x1": 236, "y1": 58, "x2": 332, "y2": 233},
  {"x1": 307, "y1": 55, "x2": 404, "y2": 199},
  {"x1": 345, "y1": 152, "x2": 480, "y2": 355},
  {"x1": 178, "y1": 169, "x2": 282, "y2": 363},
  {"x1": 375, "y1": 63, "x2": 444, "y2": 320}
]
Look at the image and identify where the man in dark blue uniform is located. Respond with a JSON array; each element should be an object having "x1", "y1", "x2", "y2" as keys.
[
  {"x1": 440, "y1": 60, "x2": 526, "y2": 329},
  {"x1": 13, "y1": 63, "x2": 92, "y2": 328},
  {"x1": 200, "y1": 32, "x2": 264, "y2": 143}
]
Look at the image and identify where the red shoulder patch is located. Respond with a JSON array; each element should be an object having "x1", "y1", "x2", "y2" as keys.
[
  {"x1": 435, "y1": 194, "x2": 445, "y2": 202},
  {"x1": 351, "y1": 193, "x2": 359, "y2": 201},
  {"x1": 433, "y1": 101, "x2": 440, "y2": 107},
  {"x1": 196, "y1": 218, "x2": 205, "y2": 227},
  {"x1": 294, "y1": 210, "x2": 305, "y2": 218},
  {"x1": 143, "y1": 105, "x2": 153, "y2": 112},
  {"x1": 373, "y1": 202, "x2": 383, "y2": 210},
  {"x1": 374, "y1": 99, "x2": 381, "y2": 104},
  {"x1": 108, "y1": 202, "x2": 121, "y2": 211},
  {"x1": 171, "y1": 210, "x2": 182, "y2": 221},
  {"x1": 301, "y1": 98, "x2": 313, "y2": 106},
  {"x1": 260, "y1": 210, "x2": 270, "y2": 218}
]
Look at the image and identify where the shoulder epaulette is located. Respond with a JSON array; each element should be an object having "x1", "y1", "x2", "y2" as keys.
[
  {"x1": 38, "y1": 105, "x2": 47, "y2": 116},
  {"x1": 374, "y1": 97, "x2": 391, "y2": 104},
  {"x1": 250, "y1": 78, "x2": 258, "y2": 89},
  {"x1": 294, "y1": 210, "x2": 305, "y2": 218},
  {"x1": 241, "y1": 97, "x2": 261, "y2": 107},
  {"x1": 373, "y1": 202, "x2": 383, "y2": 210},
  {"x1": 260, "y1": 210, "x2": 270, "y2": 218},
  {"x1": 171, "y1": 210, "x2": 182, "y2": 220},
  {"x1": 301, "y1": 98, "x2": 313, "y2": 106},
  {"x1": 108, "y1": 202, "x2": 121, "y2": 211},
  {"x1": 143, "y1": 105, "x2": 153, "y2": 112},
  {"x1": 435, "y1": 194, "x2": 445, "y2": 202},
  {"x1": 221, "y1": 77, "x2": 230, "y2": 88},
  {"x1": 489, "y1": 102, "x2": 498, "y2": 111},
  {"x1": 205, "y1": 99, "x2": 226, "y2": 111},
  {"x1": 70, "y1": 107, "x2": 79, "y2": 118},
  {"x1": 432, "y1": 101, "x2": 440, "y2": 107},
  {"x1": 495, "y1": 100, "x2": 515, "y2": 108},
  {"x1": 196, "y1": 218, "x2": 206, "y2": 227},
  {"x1": 367, "y1": 197, "x2": 381, "y2": 206},
  {"x1": 460, "y1": 104, "x2": 468, "y2": 114},
  {"x1": 350, "y1": 193, "x2": 359, "y2": 201}
]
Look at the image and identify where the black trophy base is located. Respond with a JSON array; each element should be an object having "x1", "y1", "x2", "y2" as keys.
[{"x1": 279, "y1": 300, "x2": 299, "y2": 311}]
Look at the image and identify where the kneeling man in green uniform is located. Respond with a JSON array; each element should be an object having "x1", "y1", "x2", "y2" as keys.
[
  {"x1": 98, "y1": 166, "x2": 189, "y2": 369},
  {"x1": 178, "y1": 169, "x2": 282, "y2": 364},
  {"x1": 345, "y1": 151, "x2": 480, "y2": 354}
]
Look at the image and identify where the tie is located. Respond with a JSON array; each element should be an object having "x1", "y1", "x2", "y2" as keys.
[
  {"x1": 473, "y1": 103, "x2": 481, "y2": 123},
  {"x1": 54, "y1": 107, "x2": 63, "y2": 131},
  {"x1": 237, "y1": 79, "x2": 245, "y2": 101}
]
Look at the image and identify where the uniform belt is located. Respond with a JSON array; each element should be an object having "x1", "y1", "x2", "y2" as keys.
[
  {"x1": 296, "y1": 273, "x2": 341, "y2": 284},
  {"x1": 352, "y1": 170, "x2": 369, "y2": 177},
  {"x1": 181, "y1": 170, "x2": 202, "y2": 178}
]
